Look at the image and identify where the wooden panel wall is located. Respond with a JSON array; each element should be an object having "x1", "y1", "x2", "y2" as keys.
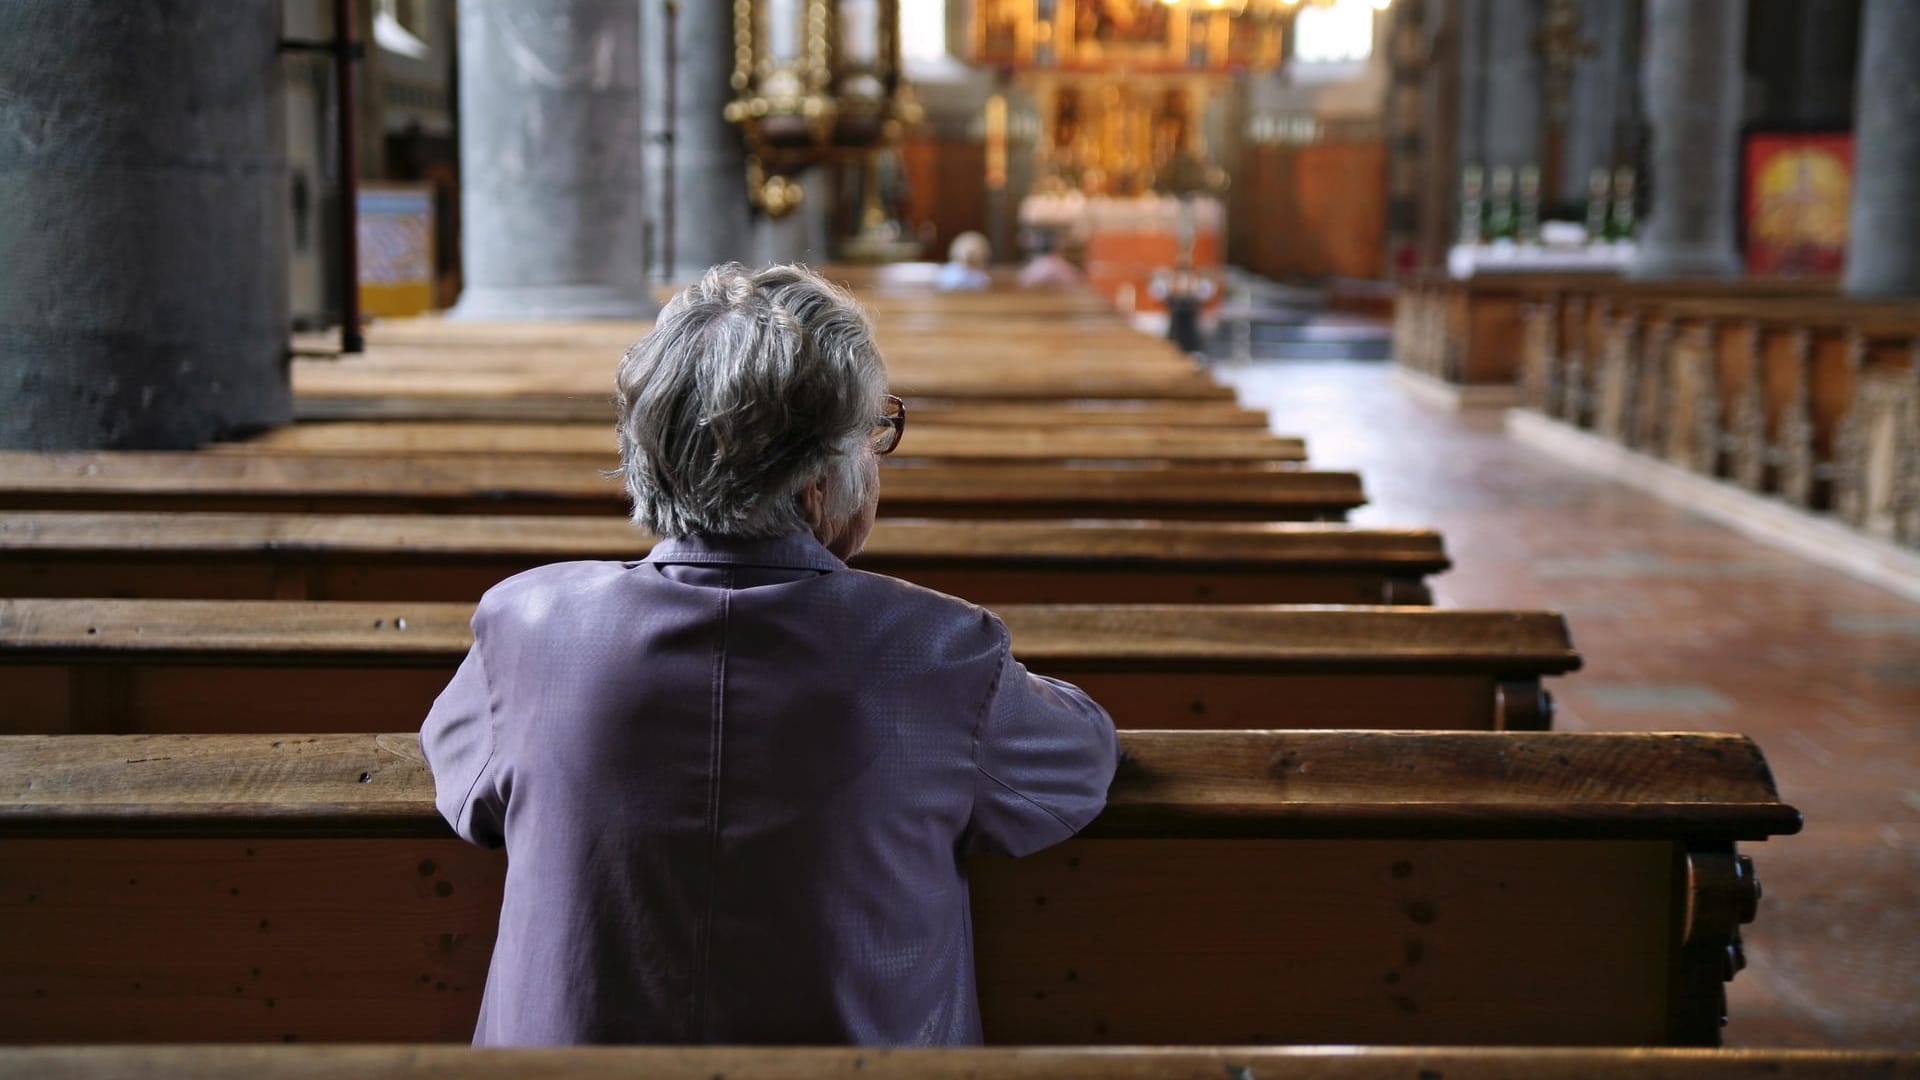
[
  {"x1": 1239, "y1": 140, "x2": 1389, "y2": 282},
  {"x1": 899, "y1": 136, "x2": 989, "y2": 260}
]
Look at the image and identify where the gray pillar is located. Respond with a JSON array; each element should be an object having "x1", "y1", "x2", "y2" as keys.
[
  {"x1": 1481, "y1": 0, "x2": 1544, "y2": 171},
  {"x1": 0, "y1": 1, "x2": 290, "y2": 450},
  {"x1": 1843, "y1": 0, "x2": 1920, "y2": 298},
  {"x1": 452, "y1": 0, "x2": 654, "y2": 319},
  {"x1": 1631, "y1": 0, "x2": 1747, "y2": 279},
  {"x1": 642, "y1": 0, "x2": 753, "y2": 279}
]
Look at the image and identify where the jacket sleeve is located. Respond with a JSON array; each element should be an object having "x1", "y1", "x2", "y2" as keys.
[
  {"x1": 419, "y1": 638, "x2": 507, "y2": 849},
  {"x1": 968, "y1": 618, "x2": 1118, "y2": 857}
]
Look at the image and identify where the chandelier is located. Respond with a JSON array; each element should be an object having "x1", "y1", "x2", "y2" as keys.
[{"x1": 724, "y1": 0, "x2": 921, "y2": 218}]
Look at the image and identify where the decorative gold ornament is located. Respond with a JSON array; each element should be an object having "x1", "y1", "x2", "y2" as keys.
[{"x1": 727, "y1": 0, "x2": 921, "y2": 217}]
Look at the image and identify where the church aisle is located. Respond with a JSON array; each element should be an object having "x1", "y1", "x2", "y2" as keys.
[{"x1": 1219, "y1": 361, "x2": 1920, "y2": 1049}]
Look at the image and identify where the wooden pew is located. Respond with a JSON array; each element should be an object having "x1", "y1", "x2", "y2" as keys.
[
  {"x1": 310, "y1": 337, "x2": 1209, "y2": 371},
  {"x1": 0, "y1": 453, "x2": 1367, "y2": 522},
  {"x1": 0, "y1": 730, "x2": 1800, "y2": 1045},
  {"x1": 2, "y1": 1046, "x2": 1909, "y2": 1080},
  {"x1": 294, "y1": 394, "x2": 1277, "y2": 429},
  {"x1": 0, "y1": 599, "x2": 1577, "y2": 733},
  {"x1": 0, "y1": 513, "x2": 1450, "y2": 606},
  {"x1": 223, "y1": 421, "x2": 1308, "y2": 466},
  {"x1": 294, "y1": 355, "x2": 1238, "y2": 404}
]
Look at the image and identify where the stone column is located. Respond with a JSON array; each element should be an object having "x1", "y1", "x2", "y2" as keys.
[
  {"x1": 641, "y1": 0, "x2": 753, "y2": 279},
  {"x1": 1480, "y1": 0, "x2": 1544, "y2": 172},
  {"x1": 1630, "y1": 0, "x2": 1747, "y2": 279},
  {"x1": 1843, "y1": 0, "x2": 1920, "y2": 298},
  {"x1": 0, "y1": 1, "x2": 290, "y2": 450},
  {"x1": 451, "y1": 0, "x2": 654, "y2": 319}
]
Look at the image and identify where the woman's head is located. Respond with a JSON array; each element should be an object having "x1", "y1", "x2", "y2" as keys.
[{"x1": 616, "y1": 264, "x2": 887, "y2": 554}]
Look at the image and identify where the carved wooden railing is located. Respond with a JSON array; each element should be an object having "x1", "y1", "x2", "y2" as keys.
[{"x1": 1509, "y1": 280, "x2": 1920, "y2": 551}]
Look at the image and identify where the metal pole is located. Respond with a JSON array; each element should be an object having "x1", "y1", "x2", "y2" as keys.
[
  {"x1": 334, "y1": 0, "x2": 365, "y2": 353},
  {"x1": 662, "y1": 0, "x2": 679, "y2": 282}
]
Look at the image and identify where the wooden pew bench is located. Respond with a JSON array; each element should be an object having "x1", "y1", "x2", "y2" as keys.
[
  {"x1": 0, "y1": 599, "x2": 1578, "y2": 733},
  {"x1": 293, "y1": 396, "x2": 1277, "y2": 429},
  {"x1": 3, "y1": 1046, "x2": 1910, "y2": 1080},
  {"x1": 293, "y1": 355, "x2": 1239, "y2": 404},
  {"x1": 0, "y1": 513, "x2": 1450, "y2": 606},
  {"x1": 0, "y1": 453, "x2": 1368, "y2": 522},
  {"x1": 0, "y1": 730, "x2": 1799, "y2": 1045},
  {"x1": 315, "y1": 339, "x2": 1211, "y2": 372},
  {"x1": 223, "y1": 421, "x2": 1309, "y2": 466}
]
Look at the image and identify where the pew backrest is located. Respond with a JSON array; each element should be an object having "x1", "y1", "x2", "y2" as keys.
[
  {"x1": 0, "y1": 731, "x2": 1799, "y2": 1045},
  {"x1": 0, "y1": 453, "x2": 1368, "y2": 522},
  {"x1": 0, "y1": 1045, "x2": 1903, "y2": 1080},
  {"x1": 0, "y1": 512, "x2": 1451, "y2": 606},
  {"x1": 0, "y1": 599, "x2": 1579, "y2": 733}
]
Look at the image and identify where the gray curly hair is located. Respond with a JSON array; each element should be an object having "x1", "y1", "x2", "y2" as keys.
[{"x1": 615, "y1": 264, "x2": 887, "y2": 539}]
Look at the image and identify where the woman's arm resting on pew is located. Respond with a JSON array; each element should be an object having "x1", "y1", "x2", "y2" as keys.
[
  {"x1": 966, "y1": 615, "x2": 1118, "y2": 857},
  {"x1": 420, "y1": 643, "x2": 506, "y2": 848}
]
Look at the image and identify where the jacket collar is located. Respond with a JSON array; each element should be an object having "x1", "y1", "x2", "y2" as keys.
[{"x1": 645, "y1": 531, "x2": 847, "y2": 574}]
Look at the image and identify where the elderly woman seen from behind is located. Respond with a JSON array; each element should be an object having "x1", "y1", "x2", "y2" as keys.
[{"x1": 422, "y1": 264, "x2": 1118, "y2": 1046}]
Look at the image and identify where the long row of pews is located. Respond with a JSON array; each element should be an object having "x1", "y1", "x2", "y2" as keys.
[
  {"x1": 1399, "y1": 272, "x2": 1920, "y2": 548},
  {"x1": 0, "y1": 265, "x2": 1875, "y2": 1077}
]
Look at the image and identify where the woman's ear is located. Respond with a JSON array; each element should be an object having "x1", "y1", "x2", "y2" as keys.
[{"x1": 799, "y1": 475, "x2": 830, "y2": 539}]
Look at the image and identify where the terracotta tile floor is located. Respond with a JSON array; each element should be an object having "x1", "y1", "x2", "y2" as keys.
[{"x1": 1218, "y1": 361, "x2": 1920, "y2": 1048}]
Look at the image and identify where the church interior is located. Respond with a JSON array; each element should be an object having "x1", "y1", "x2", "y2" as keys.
[{"x1": 1, "y1": 0, "x2": 1917, "y2": 1072}]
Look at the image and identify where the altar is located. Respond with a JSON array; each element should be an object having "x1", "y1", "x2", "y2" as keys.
[{"x1": 1022, "y1": 193, "x2": 1223, "y2": 314}]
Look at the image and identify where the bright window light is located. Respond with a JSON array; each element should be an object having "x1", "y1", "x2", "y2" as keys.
[
  {"x1": 900, "y1": 0, "x2": 948, "y2": 65},
  {"x1": 1294, "y1": 1, "x2": 1375, "y2": 64}
]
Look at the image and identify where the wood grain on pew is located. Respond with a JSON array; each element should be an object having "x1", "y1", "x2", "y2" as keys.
[
  {"x1": 308, "y1": 338, "x2": 1203, "y2": 367},
  {"x1": 297, "y1": 345, "x2": 1214, "y2": 377},
  {"x1": 0, "y1": 731, "x2": 1799, "y2": 1045},
  {"x1": 0, "y1": 453, "x2": 1367, "y2": 521},
  {"x1": 0, "y1": 1046, "x2": 1909, "y2": 1080},
  {"x1": 293, "y1": 360, "x2": 1236, "y2": 403},
  {"x1": 225, "y1": 421, "x2": 1308, "y2": 465},
  {"x1": 0, "y1": 599, "x2": 1578, "y2": 732},
  {"x1": 0, "y1": 512, "x2": 1450, "y2": 605},
  {"x1": 0, "y1": 731, "x2": 1787, "y2": 838},
  {"x1": 317, "y1": 320, "x2": 1178, "y2": 347},
  {"x1": 294, "y1": 396, "x2": 1275, "y2": 428}
]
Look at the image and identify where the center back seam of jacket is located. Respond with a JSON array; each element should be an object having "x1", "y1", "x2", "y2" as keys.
[{"x1": 694, "y1": 576, "x2": 731, "y2": 1036}]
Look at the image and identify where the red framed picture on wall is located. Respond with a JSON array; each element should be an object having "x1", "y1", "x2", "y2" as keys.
[{"x1": 1742, "y1": 130, "x2": 1853, "y2": 276}]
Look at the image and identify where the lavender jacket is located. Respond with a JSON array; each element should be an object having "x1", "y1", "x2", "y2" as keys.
[{"x1": 421, "y1": 531, "x2": 1118, "y2": 1046}]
